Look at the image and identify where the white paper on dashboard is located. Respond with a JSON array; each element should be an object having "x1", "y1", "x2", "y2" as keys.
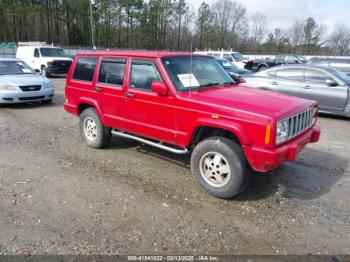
[
  {"x1": 22, "y1": 69, "x2": 32, "y2": 73},
  {"x1": 177, "y1": 74, "x2": 200, "y2": 88}
]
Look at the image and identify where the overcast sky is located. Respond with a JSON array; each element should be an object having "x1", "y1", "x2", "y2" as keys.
[{"x1": 189, "y1": 0, "x2": 350, "y2": 33}]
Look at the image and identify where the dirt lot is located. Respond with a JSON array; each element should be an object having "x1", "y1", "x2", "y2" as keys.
[{"x1": 0, "y1": 78, "x2": 349, "y2": 255}]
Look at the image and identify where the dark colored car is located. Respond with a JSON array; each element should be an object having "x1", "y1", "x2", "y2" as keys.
[
  {"x1": 241, "y1": 64, "x2": 350, "y2": 117},
  {"x1": 308, "y1": 57, "x2": 350, "y2": 76},
  {"x1": 245, "y1": 54, "x2": 307, "y2": 72},
  {"x1": 216, "y1": 58, "x2": 252, "y2": 77}
]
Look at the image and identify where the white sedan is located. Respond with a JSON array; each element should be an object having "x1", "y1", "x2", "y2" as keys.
[{"x1": 0, "y1": 58, "x2": 54, "y2": 104}]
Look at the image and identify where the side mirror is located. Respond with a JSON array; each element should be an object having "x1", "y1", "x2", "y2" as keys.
[
  {"x1": 151, "y1": 81, "x2": 169, "y2": 96},
  {"x1": 326, "y1": 79, "x2": 338, "y2": 87},
  {"x1": 228, "y1": 72, "x2": 245, "y2": 83}
]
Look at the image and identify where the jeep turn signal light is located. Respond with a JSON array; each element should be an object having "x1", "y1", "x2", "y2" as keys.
[{"x1": 265, "y1": 124, "x2": 272, "y2": 145}]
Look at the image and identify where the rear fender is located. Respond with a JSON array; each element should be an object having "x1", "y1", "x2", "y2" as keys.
[{"x1": 78, "y1": 97, "x2": 106, "y2": 125}]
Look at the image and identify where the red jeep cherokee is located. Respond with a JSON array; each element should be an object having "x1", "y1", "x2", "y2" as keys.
[{"x1": 64, "y1": 51, "x2": 320, "y2": 198}]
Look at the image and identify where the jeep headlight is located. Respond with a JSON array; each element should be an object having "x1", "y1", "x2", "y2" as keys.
[
  {"x1": 0, "y1": 83, "x2": 17, "y2": 91},
  {"x1": 276, "y1": 119, "x2": 289, "y2": 144}
]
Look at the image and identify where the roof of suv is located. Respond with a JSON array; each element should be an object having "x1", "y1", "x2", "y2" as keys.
[{"x1": 76, "y1": 50, "x2": 199, "y2": 58}]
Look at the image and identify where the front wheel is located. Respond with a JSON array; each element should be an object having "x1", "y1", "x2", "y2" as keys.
[
  {"x1": 79, "y1": 108, "x2": 111, "y2": 149},
  {"x1": 191, "y1": 136, "x2": 250, "y2": 199},
  {"x1": 41, "y1": 66, "x2": 50, "y2": 78}
]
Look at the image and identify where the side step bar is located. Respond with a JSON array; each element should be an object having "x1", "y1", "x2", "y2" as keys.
[{"x1": 111, "y1": 130, "x2": 189, "y2": 154}]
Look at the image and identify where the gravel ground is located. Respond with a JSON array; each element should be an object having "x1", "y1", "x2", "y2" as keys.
[{"x1": 0, "y1": 78, "x2": 349, "y2": 255}]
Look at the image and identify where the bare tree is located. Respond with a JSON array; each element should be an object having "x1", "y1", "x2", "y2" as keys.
[
  {"x1": 250, "y1": 12, "x2": 266, "y2": 53},
  {"x1": 212, "y1": 0, "x2": 246, "y2": 48},
  {"x1": 329, "y1": 24, "x2": 350, "y2": 55},
  {"x1": 288, "y1": 20, "x2": 304, "y2": 52}
]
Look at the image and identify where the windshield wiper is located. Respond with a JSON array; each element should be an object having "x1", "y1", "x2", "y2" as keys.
[
  {"x1": 197, "y1": 82, "x2": 220, "y2": 90},
  {"x1": 222, "y1": 81, "x2": 235, "y2": 86},
  {"x1": 183, "y1": 81, "x2": 234, "y2": 92}
]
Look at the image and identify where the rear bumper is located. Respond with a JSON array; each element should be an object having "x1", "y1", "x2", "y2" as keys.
[
  {"x1": 243, "y1": 125, "x2": 321, "y2": 172},
  {"x1": 64, "y1": 102, "x2": 78, "y2": 115}
]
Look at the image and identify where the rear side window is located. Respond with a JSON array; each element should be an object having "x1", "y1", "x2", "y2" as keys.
[
  {"x1": 72, "y1": 57, "x2": 98, "y2": 82},
  {"x1": 130, "y1": 60, "x2": 161, "y2": 91},
  {"x1": 98, "y1": 58, "x2": 126, "y2": 86},
  {"x1": 275, "y1": 68, "x2": 303, "y2": 81},
  {"x1": 304, "y1": 69, "x2": 329, "y2": 84}
]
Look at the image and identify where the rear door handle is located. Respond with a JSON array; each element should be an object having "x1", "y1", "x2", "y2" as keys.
[
  {"x1": 271, "y1": 81, "x2": 278, "y2": 85},
  {"x1": 94, "y1": 86, "x2": 103, "y2": 92},
  {"x1": 125, "y1": 92, "x2": 136, "y2": 98},
  {"x1": 304, "y1": 85, "x2": 311, "y2": 89}
]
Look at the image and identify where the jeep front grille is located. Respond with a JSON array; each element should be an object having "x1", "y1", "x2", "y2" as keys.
[{"x1": 287, "y1": 108, "x2": 314, "y2": 140}]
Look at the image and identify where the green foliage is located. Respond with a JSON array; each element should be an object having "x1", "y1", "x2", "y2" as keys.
[{"x1": 0, "y1": 1, "x2": 340, "y2": 55}]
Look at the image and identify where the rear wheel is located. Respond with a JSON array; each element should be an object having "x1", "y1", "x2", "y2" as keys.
[
  {"x1": 191, "y1": 136, "x2": 250, "y2": 199},
  {"x1": 257, "y1": 65, "x2": 267, "y2": 72},
  {"x1": 79, "y1": 108, "x2": 111, "y2": 149}
]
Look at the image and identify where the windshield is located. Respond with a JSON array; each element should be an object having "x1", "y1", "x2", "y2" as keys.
[
  {"x1": 326, "y1": 67, "x2": 350, "y2": 85},
  {"x1": 219, "y1": 60, "x2": 237, "y2": 69},
  {"x1": 0, "y1": 61, "x2": 35, "y2": 75},
  {"x1": 162, "y1": 56, "x2": 234, "y2": 91},
  {"x1": 231, "y1": 52, "x2": 244, "y2": 62},
  {"x1": 40, "y1": 48, "x2": 66, "y2": 57},
  {"x1": 297, "y1": 55, "x2": 307, "y2": 63}
]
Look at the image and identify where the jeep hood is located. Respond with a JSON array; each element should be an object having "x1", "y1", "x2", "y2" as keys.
[{"x1": 179, "y1": 85, "x2": 315, "y2": 118}]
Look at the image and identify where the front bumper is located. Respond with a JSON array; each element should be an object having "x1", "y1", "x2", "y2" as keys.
[
  {"x1": 0, "y1": 88, "x2": 54, "y2": 104},
  {"x1": 243, "y1": 125, "x2": 321, "y2": 172},
  {"x1": 47, "y1": 67, "x2": 69, "y2": 74}
]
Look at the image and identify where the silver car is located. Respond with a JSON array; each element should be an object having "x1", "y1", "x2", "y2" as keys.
[
  {"x1": 241, "y1": 64, "x2": 350, "y2": 117},
  {"x1": 0, "y1": 58, "x2": 54, "y2": 104}
]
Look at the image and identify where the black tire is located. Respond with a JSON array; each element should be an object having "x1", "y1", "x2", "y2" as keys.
[
  {"x1": 191, "y1": 136, "x2": 250, "y2": 199},
  {"x1": 79, "y1": 108, "x2": 111, "y2": 149},
  {"x1": 41, "y1": 66, "x2": 50, "y2": 78},
  {"x1": 41, "y1": 99, "x2": 52, "y2": 105},
  {"x1": 257, "y1": 65, "x2": 267, "y2": 72}
]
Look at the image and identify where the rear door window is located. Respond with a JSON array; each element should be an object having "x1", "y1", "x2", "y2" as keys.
[
  {"x1": 130, "y1": 60, "x2": 161, "y2": 91},
  {"x1": 98, "y1": 57, "x2": 126, "y2": 86},
  {"x1": 275, "y1": 68, "x2": 304, "y2": 81},
  {"x1": 304, "y1": 69, "x2": 329, "y2": 84},
  {"x1": 72, "y1": 57, "x2": 98, "y2": 82}
]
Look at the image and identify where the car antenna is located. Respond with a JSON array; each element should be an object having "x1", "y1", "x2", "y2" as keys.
[{"x1": 189, "y1": 32, "x2": 193, "y2": 98}]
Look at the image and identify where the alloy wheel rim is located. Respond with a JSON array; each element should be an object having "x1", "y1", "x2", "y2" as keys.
[
  {"x1": 199, "y1": 152, "x2": 231, "y2": 187},
  {"x1": 83, "y1": 117, "x2": 97, "y2": 141}
]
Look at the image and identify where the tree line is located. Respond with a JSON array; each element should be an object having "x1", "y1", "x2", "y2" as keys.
[{"x1": 1, "y1": 0, "x2": 350, "y2": 55}]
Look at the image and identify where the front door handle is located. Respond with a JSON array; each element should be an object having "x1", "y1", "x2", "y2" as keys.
[
  {"x1": 271, "y1": 81, "x2": 278, "y2": 85},
  {"x1": 125, "y1": 92, "x2": 136, "y2": 98},
  {"x1": 94, "y1": 86, "x2": 103, "y2": 92},
  {"x1": 304, "y1": 85, "x2": 311, "y2": 89}
]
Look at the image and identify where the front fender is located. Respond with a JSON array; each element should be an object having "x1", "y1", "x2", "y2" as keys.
[{"x1": 191, "y1": 117, "x2": 251, "y2": 146}]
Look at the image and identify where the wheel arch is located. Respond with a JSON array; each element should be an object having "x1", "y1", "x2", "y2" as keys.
[
  {"x1": 189, "y1": 119, "x2": 251, "y2": 148},
  {"x1": 77, "y1": 98, "x2": 106, "y2": 125}
]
